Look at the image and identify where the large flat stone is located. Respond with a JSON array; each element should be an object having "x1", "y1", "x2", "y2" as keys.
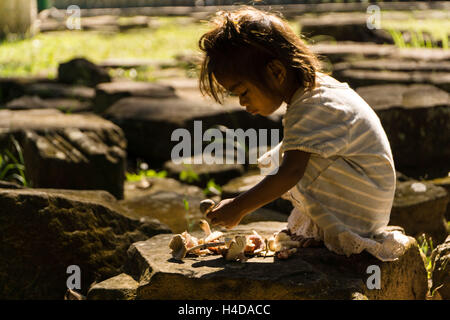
[
  {"x1": 300, "y1": 15, "x2": 393, "y2": 44},
  {"x1": 104, "y1": 97, "x2": 282, "y2": 165},
  {"x1": 0, "y1": 109, "x2": 127, "y2": 199},
  {"x1": 221, "y1": 171, "x2": 293, "y2": 214},
  {"x1": 24, "y1": 82, "x2": 95, "y2": 100},
  {"x1": 311, "y1": 42, "x2": 450, "y2": 64},
  {"x1": 87, "y1": 273, "x2": 139, "y2": 300},
  {"x1": 94, "y1": 81, "x2": 177, "y2": 114},
  {"x1": 356, "y1": 84, "x2": 449, "y2": 177},
  {"x1": 0, "y1": 187, "x2": 170, "y2": 299},
  {"x1": 5, "y1": 96, "x2": 92, "y2": 113},
  {"x1": 0, "y1": 77, "x2": 57, "y2": 104},
  {"x1": 119, "y1": 191, "x2": 204, "y2": 234},
  {"x1": 334, "y1": 59, "x2": 450, "y2": 73},
  {"x1": 125, "y1": 222, "x2": 427, "y2": 300},
  {"x1": 335, "y1": 69, "x2": 450, "y2": 92},
  {"x1": 163, "y1": 157, "x2": 245, "y2": 188},
  {"x1": 391, "y1": 180, "x2": 449, "y2": 245}
]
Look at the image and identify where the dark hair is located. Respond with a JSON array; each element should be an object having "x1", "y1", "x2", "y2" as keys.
[{"x1": 199, "y1": 6, "x2": 324, "y2": 104}]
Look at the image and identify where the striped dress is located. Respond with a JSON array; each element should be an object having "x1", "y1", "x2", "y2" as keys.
[{"x1": 260, "y1": 72, "x2": 410, "y2": 261}]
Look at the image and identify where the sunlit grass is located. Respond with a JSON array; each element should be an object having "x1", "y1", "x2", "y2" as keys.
[
  {"x1": 0, "y1": 17, "x2": 209, "y2": 78},
  {"x1": 381, "y1": 18, "x2": 450, "y2": 49},
  {"x1": 0, "y1": 14, "x2": 449, "y2": 78}
]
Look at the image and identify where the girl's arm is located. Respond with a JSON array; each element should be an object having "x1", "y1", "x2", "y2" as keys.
[{"x1": 207, "y1": 149, "x2": 311, "y2": 228}]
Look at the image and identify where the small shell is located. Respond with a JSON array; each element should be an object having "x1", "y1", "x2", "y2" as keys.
[
  {"x1": 224, "y1": 235, "x2": 247, "y2": 261},
  {"x1": 200, "y1": 199, "x2": 216, "y2": 216},
  {"x1": 169, "y1": 234, "x2": 188, "y2": 260}
]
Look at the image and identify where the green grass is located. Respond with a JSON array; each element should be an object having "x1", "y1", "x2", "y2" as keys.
[
  {"x1": 0, "y1": 14, "x2": 449, "y2": 79},
  {"x1": 0, "y1": 17, "x2": 209, "y2": 78},
  {"x1": 0, "y1": 136, "x2": 29, "y2": 187},
  {"x1": 381, "y1": 18, "x2": 450, "y2": 49},
  {"x1": 417, "y1": 234, "x2": 435, "y2": 280}
]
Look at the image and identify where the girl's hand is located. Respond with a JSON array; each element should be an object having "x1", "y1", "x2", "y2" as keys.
[{"x1": 206, "y1": 198, "x2": 245, "y2": 229}]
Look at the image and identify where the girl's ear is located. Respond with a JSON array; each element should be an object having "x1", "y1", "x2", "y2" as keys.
[{"x1": 266, "y1": 60, "x2": 286, "y2": 85}]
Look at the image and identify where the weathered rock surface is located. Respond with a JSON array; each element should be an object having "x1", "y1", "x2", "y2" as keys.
[
  {"x1": 87, "y1": 273, "x2": 139, "y2": 300},
  {"x1": 58, "y1": 58, "x2": 111, "y2": 87},
  {"x1": 221, "y1": 171, "x2": 293, "y2": 214},
  {"x1": 356, "y1": 84, "x2": 449, "y2": 177},
  {"x1": 120, "y1": 190, "x2": 205, "y2": 234},
  {"x1": 94, "y1": 81, "x2": 177, "y2": 114},
  {"x1": 104, "y1": 97, "x2": 282, "y2": 165},
  {"x1": 163, "y1": 157, "x2": 245, "y2": 188},
  {"x1": 391, "y1": 180, "x2": 449, "y2": 245},
  {"x1": 334, "y1": 59, "x2": 450, "y2": 73},
  {"x1": 311, "y1": 42, "x2": 450, "y2": 64},
  {"x1": 430, "y1": 235, "x2": 450, "y2": 299},
  {"x1": 124, "y1": 176, "x2": 204, "y2": 201},
  {"x1": 0, "y1": 109, "x2": 127, "y2": 199},
  {"x1": 24, "y1": 82, "x2": 95, "y2": 100},
  {"x1": 335, "y1": 69, "x2": 450, "y2": 92},
  {"x1": 123, "y1": 222, "x2": 427, "y2": 300},
  {"x1": 300, "y1": 15, "x2": 393, "y2": 44},
  {"x1": 5, "y1": 96, "x2": 92, "y2": 113},
  {"x1": 0, "y1": 188, "x2": 170, "y2": 299},
  {"x1": 0, "y1": 77, "x2": 56, "y2": 104}
]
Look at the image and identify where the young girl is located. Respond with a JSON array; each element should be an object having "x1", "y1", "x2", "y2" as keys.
[{"x1": 198, "y1": 7, "x2": 409, "y2": 261}]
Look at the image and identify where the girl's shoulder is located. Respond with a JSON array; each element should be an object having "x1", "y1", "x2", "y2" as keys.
[{"x1": 289, "y1": 72, "x2": 350, "y2": 106}]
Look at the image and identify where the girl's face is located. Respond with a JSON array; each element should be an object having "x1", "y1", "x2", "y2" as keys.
[{"x1": 216, "y1": 73, "x2": 284, "y2": 117}]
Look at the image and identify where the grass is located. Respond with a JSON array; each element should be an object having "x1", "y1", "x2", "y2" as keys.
[
  {"x1": 0, "y1": 17, "x2": 209, "y2": 78},
  {"x1": 0, "y1": 136, "x2": 29, "y2": 187},
  {"x1": 417, "y1": 234, "x2": 435, "y2": 280},
  {"x1": 0, "y1": 14, "x2": 448, "y2": 79},
  {"x1": 382, "y1": 18, "x2": 450, "y2": 49}
]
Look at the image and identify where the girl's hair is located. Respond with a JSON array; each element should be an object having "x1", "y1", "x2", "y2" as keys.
[{"x1": 199, "y1": 6, "x2": 323, "y2": 104}]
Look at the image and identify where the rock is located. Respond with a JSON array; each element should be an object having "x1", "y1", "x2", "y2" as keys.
[
  {"x1": 87, "y1": 273, "x2": 139, "y2": 300},
  {"x1": 123, "y1": 221, "x2": 427, "y2": 300},
  {"x1": 119, "y1": 191, "x2": 205, "y2": 234},
  {"x1": 124, "y1": 176, "x2": 204, "y2": 201},
  {"x1": 0, "y1": 109, "x2": 127, "y2": 199},
  {"x1": 429, "y1": 176, "x2": 450, "y2": 221},
  {"x1": 0, "y1": 77, "x2": 55, "y2": 104},
  {"x1": 430, "y1": 235, "x2": 450, "y2": 299},
  {"x1": 94, "y1": 81, "x2": 177, "y2": 113},
  {"x1": 334, "y1": 59, "x2": 450, "y2": 73},
  {"x1": 311, "y1": 42, "x2": 450, "y2": 64},
  {"x1": 356, "y1": 84, "x2": 449, "y2": 177},
  {"x1": 300, "y1": 15, "x2": 393, "y2": 44},
  {"x1": 0, "y1": 187, "x2": 170, "y2": 299},
  {"x1": 24, "y1": 82, "x2": 95, "y2": 100},
  {"x1": 58, "y1": 58, "x2": 111, "y2": 87},
  {"x1": 334, "y1": 69, "x2": 450, "y2": 92},
  {"x1": 391, "y1": 180, "x2": 449, "y2": 245},
  {"x1": 221, "y1": 171, "x2": 293, "y2": 214},
  {"x1": 0, "y1": 180, "x2": 23, "y2": 189},
  {"x1": 240, "y1": 208, "x2": 288, "y2": 225},
  {"x1": 98, "y1": 58, "x2": 175, "y2": 70},
  {"x1": 163, "y1": 156, "x2": 244, "y2": 188},
  {"x1": 5, "y1": 96, "x2": 92, "y2": 113},
  {"x1": 104, "y1": 97, "x2": 282, "y2": 166}
]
